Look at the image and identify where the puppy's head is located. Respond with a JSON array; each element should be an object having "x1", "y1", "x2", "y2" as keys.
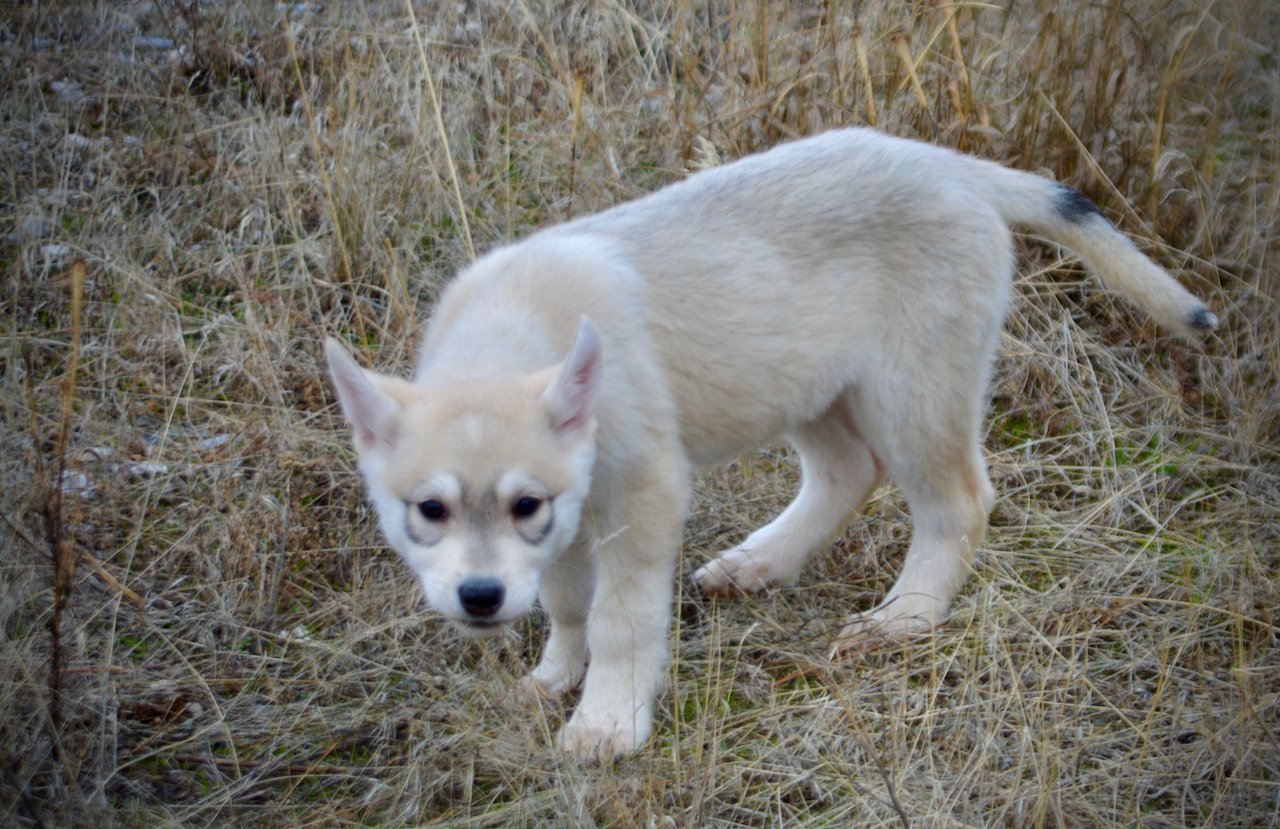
[{"x1": 324, "y1": 319, "x2": 602, "y2": 636}]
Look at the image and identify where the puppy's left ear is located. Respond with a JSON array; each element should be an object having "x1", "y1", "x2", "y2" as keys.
[
  {"x1": 324, "y1": 337, "x2": 403, "y2": 453},
  {"x1": 541, "y1": 316, "x2": 603, "y2": 440}
]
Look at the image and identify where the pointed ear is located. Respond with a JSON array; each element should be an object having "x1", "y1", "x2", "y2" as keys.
[
  {"x1": 324, "y1": 337, "x2": 402, "y2": 452},
  {"x1": 541, "y1": 317, "x2": 603, "y2": 440}
]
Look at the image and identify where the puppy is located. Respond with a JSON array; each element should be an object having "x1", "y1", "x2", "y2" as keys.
[{"x1": 325, "y1": 128, "x2": 1215, "y2": 760}]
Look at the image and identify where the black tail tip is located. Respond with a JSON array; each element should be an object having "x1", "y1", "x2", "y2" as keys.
[
  {"x1": 1188, "y1": 307, "x2": 1218, "y2": 333},
  {"x1": 1056, "y1": 184, "x2": 1106, "y2": 223}
]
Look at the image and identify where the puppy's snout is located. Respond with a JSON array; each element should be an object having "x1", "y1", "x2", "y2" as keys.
[{"x1": 458, "y1": 578, "x2": 505, "y2": 618}]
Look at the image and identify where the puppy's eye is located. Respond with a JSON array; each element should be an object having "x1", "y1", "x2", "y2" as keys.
[
  {"x1": 512, "y1": 496, "x2": 542, "y2": 518},
  {"x1": 418, "y1": 499, "x2": 448, "y2": 522}
]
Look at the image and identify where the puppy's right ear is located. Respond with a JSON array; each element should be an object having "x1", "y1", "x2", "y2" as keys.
[
  {"x1": 324, "y1": 338, "x2": 402, "y2": 453},
  {"x1": 541, "y1": 316, "x2": 603, "y2": 442}
]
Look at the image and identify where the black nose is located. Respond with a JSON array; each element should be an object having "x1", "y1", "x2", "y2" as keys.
[{"x1": 457, "y1": 578, "x2": 505, "y2": 618}]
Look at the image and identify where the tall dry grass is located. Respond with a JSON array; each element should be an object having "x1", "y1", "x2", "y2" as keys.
[{"x1": 1, "y1": 1, "x2": 1276, "y2": 826}]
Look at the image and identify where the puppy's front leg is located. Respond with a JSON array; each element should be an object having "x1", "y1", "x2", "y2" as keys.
[
  {"x1": 558, "y1": 469, "x2": 688, "y2": 760},
  {"x1": 527, "y1": 538, "x2": 594, "y2": 698}
]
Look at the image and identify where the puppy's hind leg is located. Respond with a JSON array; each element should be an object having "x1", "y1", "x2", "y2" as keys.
[
  {"x1": 835, "y1": 424, "x2": 994, "y2": 649},
  {"x1": 695, "y1": 400, "x2": 883, "y2": 596}
]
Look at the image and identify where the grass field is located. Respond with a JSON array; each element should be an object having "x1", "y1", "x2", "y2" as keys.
[{"x1": 2, "y1": 1, "x2": 1277, "y2": 826}]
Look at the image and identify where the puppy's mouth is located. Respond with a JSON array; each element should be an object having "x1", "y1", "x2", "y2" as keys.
[{"x1": 454, "y1": 618, "x2": 508, "y2": 637}]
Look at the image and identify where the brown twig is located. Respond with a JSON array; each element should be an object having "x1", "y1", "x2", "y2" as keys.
[{"x1": 45, "y1": 258, "x2": 86, "y2": 742}]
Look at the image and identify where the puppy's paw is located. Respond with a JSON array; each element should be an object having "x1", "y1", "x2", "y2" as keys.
[
  {"x1": 523, "y1": 659, "x2": 585, "y2": 700},
  {"x1": 829, "y1": 598, "x2": 943, "y2": 657},
  {"x1": 555, "y1": 706, "x2": 651, "y2": 762},
  {"x1": 694, "y1": 546, "x2": 792, "y2": 597}
]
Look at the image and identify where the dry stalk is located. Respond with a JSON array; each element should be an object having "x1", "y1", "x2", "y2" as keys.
[
  {"x1": 854, "y1": 27, "x2": 878, "y2": 126},
  {"x1": 404, "y1": 0, "x2": 475, "y2": 262},
  {"x1": 893, "y1": 33, "x2": 930, "y2": 111},
  {"x1": 567, "y1": 72, "x2": 586, "y2": 220},
  {"x1": 43, "y1": 259, "x2": 85, "y2": 742},
  {"x1": 1148, "y1": 8, "x2": 1212, "y2": 222}
]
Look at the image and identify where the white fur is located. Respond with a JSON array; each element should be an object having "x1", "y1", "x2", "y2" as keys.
[{"x1": 325, "y1": 128, "x2": 1215, "y2": 760}]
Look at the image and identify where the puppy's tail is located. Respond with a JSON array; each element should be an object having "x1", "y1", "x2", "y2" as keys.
[{"x1": 977, "y1": 165, "x2": 1217, "y2": 338}]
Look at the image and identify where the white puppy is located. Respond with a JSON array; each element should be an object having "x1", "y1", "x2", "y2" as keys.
[{"x1": 325, "y1": 129, "x2": 1215, "y2": 760}]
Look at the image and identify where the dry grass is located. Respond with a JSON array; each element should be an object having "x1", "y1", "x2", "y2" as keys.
[{"x1": 2, "y1": 0, "x2": 1277, "y2": 826}]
